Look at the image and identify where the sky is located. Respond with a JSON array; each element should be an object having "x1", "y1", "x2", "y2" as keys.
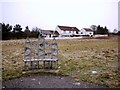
[{"x1": 0, "y1": 0, "x2": 119, "y2": 32}]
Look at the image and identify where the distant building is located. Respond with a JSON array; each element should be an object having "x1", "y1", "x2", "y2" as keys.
[
  {"x1": 55, "y1": 25, "x2": 80, "y2": 37},
  {"x1": 40, "y1": 30, "x2": 59, "y2": 38},
  {"x1": 80, "y1": 28, "x2": 94, "y2": 37}
]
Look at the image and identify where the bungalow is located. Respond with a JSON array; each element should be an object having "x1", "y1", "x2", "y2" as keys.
[
  {"x1": 55, "y1": 25, "x2": 80, "y2": 37},
  {"x1": 80, "y1": 28, "x2": 94, "y2": 37},
  {"x1": 40, "y1": 30, "x2": 59, "y2": 38}
]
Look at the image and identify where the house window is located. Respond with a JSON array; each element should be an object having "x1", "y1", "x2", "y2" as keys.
[
  {"x1": 89, "y1": 33, "x2": 91, "y2": 34},
  {"x1": 64, "y1": 30, "x2": 66, "y2": 33},
  {"x1": 81, "y1": 32, "x2": 83, "y2": 34},
  {"x1": 49, "y1": 34, "x2": 51, "y2": 37},
  {"x1": 69, "y1": 31, "x2": 71, "y2": 33},
  {"x1": 76, "y1": 31, "x2": 78, "y2": 34}
]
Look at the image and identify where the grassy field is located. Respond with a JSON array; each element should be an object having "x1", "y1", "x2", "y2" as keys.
[{"x1": 2, "y1": 36, "x2": 119, "y2": 88}]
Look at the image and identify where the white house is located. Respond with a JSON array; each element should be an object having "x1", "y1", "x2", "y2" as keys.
[
  {"x1": 55, "y1": 25, "x2": 80, "y2": 37},
  {"x1": 80, "y1": 28, "x2": 94, "y2": 37},
  {"x1": 40, "y1": 30, "x2": 59, "y2": 38}
]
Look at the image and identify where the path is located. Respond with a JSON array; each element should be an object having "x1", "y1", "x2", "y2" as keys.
[{"x1": 2, "y1": 75, "x2": 106, "y2": 88}]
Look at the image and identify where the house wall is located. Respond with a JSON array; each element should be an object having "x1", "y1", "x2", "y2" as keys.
[
  {"x1": 73, "y1": 31, "x2": 77, "y2": 34},
  {"x1": 86, "y1": 31, "x2": 93, "y2": 36},
  {"x1": 80, "y1": 29, "x2": 93, "y2": 36},
  {"x1": 61, "y1": 30, "x2": 73, "y2": 37},
  {"x1": 55, "y1": 26, "x2": 62, "y2": 37},
  {"x1": 55, "y1": 26, "x2": 74, "y2": 37},
  {"x1": 80, "y1": 29, "x2": 86, "y2": 35},
  {"x1": 45, "y1": 34, "x2": 53, "y2": 38}
]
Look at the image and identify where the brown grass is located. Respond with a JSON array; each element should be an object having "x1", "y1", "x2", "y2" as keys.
[{"x1": 2, "y1": 36, "x2": 119, "y2": 87}]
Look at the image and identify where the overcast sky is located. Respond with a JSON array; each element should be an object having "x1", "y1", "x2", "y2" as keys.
[{"x1": 0, "y1": 0, "x2": 119, "y2": 32}]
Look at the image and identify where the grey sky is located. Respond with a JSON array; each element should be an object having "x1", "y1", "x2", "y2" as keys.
[{"x1": 0, "y1": 0, "x2": 119, "y2": 32}]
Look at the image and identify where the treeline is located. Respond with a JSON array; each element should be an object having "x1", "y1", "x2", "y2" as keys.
[
  {"x1": 94, "y1": 25, "x2": 109, "y2": 35},
  {"x1": 1, "y1": 23, "x2": 40, "y2": 40},
  {"x1": 94, "y1": 25, "x2": 120, "y2": 35},
  {"x1": 1, "y1": 23, "x2": 119, "y2": 40}
]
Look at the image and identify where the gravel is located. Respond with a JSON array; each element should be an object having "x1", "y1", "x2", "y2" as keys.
[{"x1": 2, "y1": 75, "x2": 106, "y2": 88}]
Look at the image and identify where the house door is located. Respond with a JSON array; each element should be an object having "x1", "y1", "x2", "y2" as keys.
[{"x1": 49, "y1": 34, "x2": 51, "y2": 37}]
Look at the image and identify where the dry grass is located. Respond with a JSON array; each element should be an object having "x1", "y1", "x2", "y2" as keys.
[{"x1": 2, "y1": 37, "x2": 119, "y2": 87}]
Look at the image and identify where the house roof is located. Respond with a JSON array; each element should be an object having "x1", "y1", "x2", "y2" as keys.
[
  {"x1": 53, "y1": 31, "x2": 60, "y2": 35},
  {"x1": 58, "y1": 25, "x2": 79, "y2": 31},
  {"x1": 40, "y1": 30, "x2": 59, "y2": 35},
  {"x1": 83, "y1": 28, "x2": 93, "y2": 32}
]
